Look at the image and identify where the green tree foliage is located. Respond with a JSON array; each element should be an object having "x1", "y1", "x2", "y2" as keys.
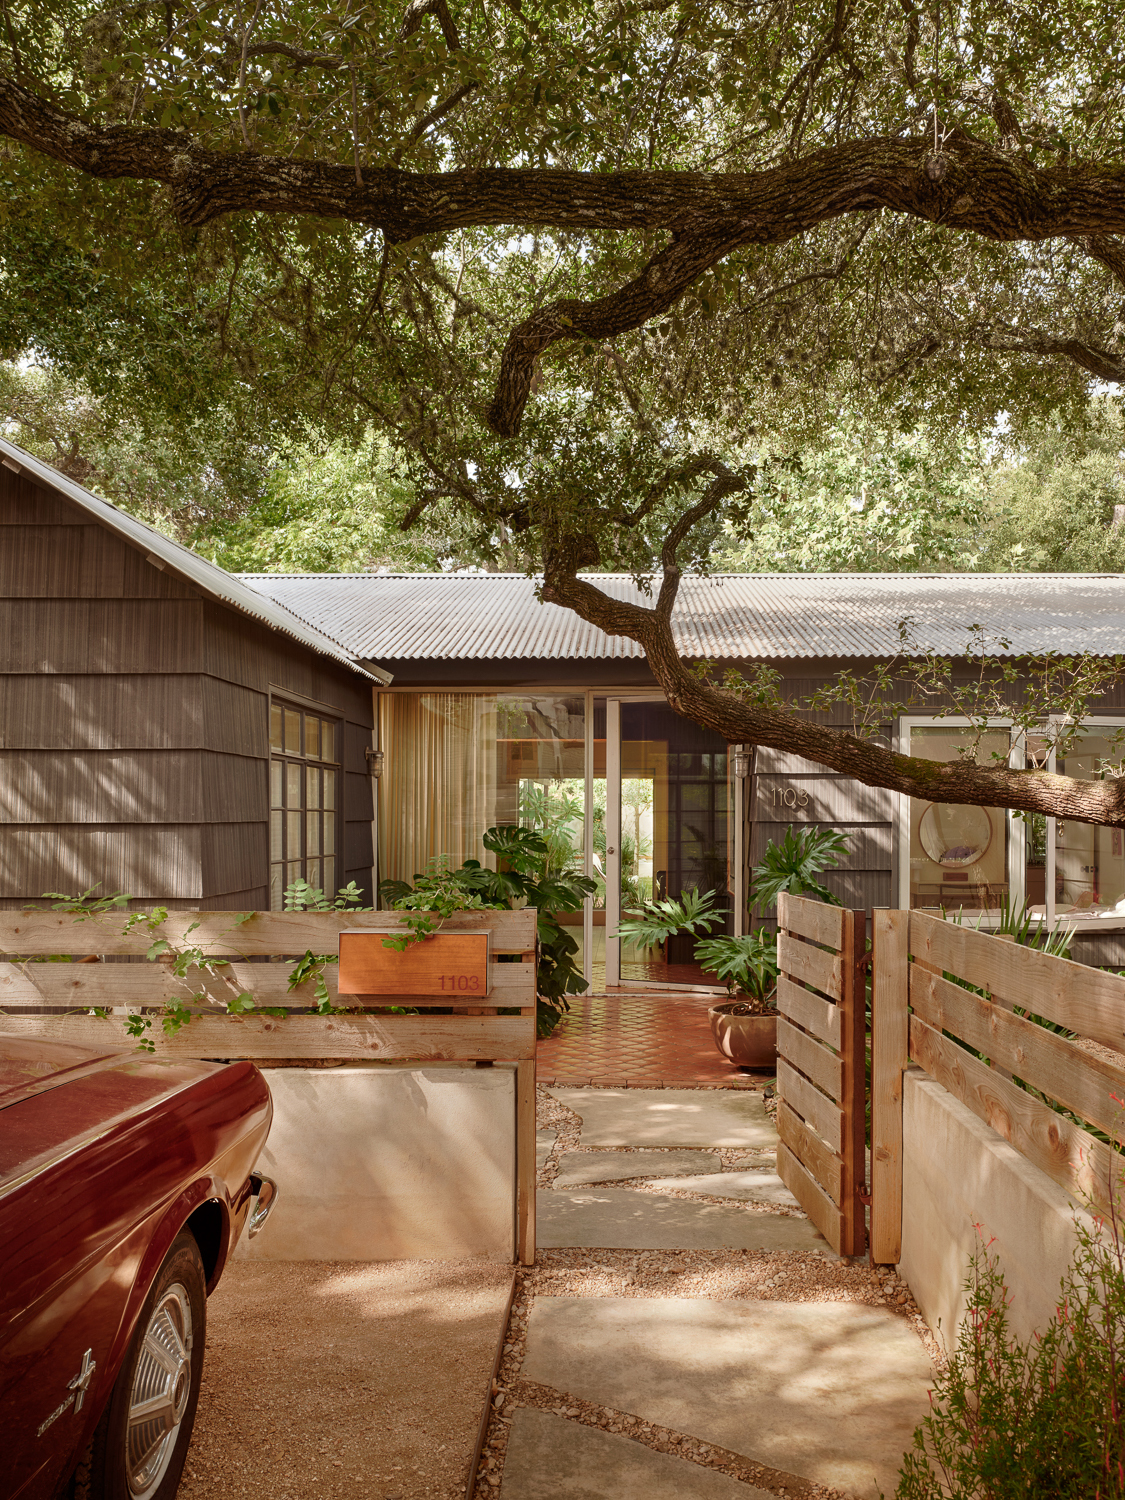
[
  {"x1": 976, "y1": 400, "x2": 1125, "y2": 573},
  {"x1": 718, "y1": 420, "x2": 987, "y2": 573}
]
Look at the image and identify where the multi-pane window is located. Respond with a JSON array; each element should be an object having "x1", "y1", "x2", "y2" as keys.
[{"x1": 269, "y1": 701, "x2": 339, "y2": 911}]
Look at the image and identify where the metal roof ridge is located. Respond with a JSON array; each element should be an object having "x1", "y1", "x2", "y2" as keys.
[{"x1": 0, "y1": 434, "x2": 384, "y2": 683}]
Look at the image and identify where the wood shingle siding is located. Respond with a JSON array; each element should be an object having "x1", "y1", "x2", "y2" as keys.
[{"x1": 1, "y1": 465, "x2": 375, "y2": 909}]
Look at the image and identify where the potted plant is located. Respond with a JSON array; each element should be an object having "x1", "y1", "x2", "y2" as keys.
[
  {"x1": 696, "y1": 931, "x2": 781, "y2": 1067},
  {"x1": 699, "y1": 825, "x2": 853, "y2": 1068}
]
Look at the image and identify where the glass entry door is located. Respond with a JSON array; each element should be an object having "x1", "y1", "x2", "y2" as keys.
[{"x1": 605, "y1": 698, "x2": 734, "y2": 987}]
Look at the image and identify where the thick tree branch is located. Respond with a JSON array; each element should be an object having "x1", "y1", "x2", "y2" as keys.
[
  {"x1": 1073, "y1": 233, "x2": 1125, "y2": 291},
  {"x1": 540, "y1": 562, "x2": 1125, "y2": 827},
  {"x1": 3, "y1": 74, "x2": 1125, "y2": 432},
  {"x1": 982, "y1": 327, "x2": 1125, "y2": 382}
]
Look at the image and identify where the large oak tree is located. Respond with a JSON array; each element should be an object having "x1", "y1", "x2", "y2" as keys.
[{"x1": 2, "y1": 0, "x2": 1125, "y2": 821}]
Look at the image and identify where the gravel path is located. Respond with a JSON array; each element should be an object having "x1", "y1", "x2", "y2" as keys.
[{"x1": 182, "y1": 1260, "x2": 512, "y2": 1500}]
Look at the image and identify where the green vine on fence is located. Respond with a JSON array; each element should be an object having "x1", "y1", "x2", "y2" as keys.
[{"x1": 33, "y1": 878, "x2": 370, "y2": 1047}]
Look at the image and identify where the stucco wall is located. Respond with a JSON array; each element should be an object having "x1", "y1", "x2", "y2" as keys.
[
  {"x1": 899, "y1": 1070, "x2": 1092, "y2": 1353},
  {"x1": 238, "y1": 1062, "x2": 516, "y2": 1262}
]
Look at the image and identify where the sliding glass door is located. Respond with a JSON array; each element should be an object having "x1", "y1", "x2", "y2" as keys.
[{"x1": 605, "y1": 697, "x2": 734, "y2": 988}]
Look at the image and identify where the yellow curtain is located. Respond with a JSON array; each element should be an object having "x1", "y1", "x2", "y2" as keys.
[{"x1": 379, "y1": 693, "x2": 498, "y2": 888}]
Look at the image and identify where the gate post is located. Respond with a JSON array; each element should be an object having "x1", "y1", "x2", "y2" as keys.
[
  {"x1": 840, "y1": 907, "x2": 868, "y2": 1258},
  {"x1": 870, "y1": 908, "x2": 909, "y2": 1266}
]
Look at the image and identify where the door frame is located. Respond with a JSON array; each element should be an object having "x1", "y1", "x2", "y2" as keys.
[{"x1": 604, "y1": 693, "x2": 729, "y2": 993}]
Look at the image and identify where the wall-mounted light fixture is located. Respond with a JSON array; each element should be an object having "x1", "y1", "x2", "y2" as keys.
[
  {"x1": 366, "y1": 747, "x2": 385, "y2": 778},
  {"x1": 731, "y1": 747, "x2": 752, "y2": 779}
]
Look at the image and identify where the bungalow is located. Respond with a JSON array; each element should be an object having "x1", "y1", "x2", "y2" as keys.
[{"x1": 4, "y1": 436, "x2": 1125, "y2": 979}]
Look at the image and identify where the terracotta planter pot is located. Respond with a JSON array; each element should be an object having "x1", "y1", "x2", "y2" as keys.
[{"x1": 708, "y1": 1000, "x2": 779, "y2": 1069}]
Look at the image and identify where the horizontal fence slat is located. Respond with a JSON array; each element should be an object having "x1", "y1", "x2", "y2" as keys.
[
  {"x1": 911, "y1": 966, "x2": 1125, "y2": 1147},
  {"x1": 777, "y1": 1141, "x2": 841, "y2": 1252},
  {"x1": 777, "y1": 933, "x2": 844, "y2": 1002},
  {"x1": 777, "y1": 1058, "x2": 843, "y2": 1155},
  {"x1": 777, "y1": 893, "x2": 846, "y2": 951},
  {"x1": 910, "y1": 1014, "x2": 1124, "y2": 1216},
  {"x1": 911, "y1": 912, "x2": 1125, "y2": 1053},
  {"x1": 0, "y1": 908, "x2": 538, "y2": 959},
  {"x1": 0, "y1": 1012, "x2": 537, "y2": 1061},
  {"x1": 0, "y1": 961, "x2": 534, "y2": 1011},
  {"x1": 777, "y1": 1099, "x2": 843, "y2": 1207},
  {"x1": 776, "y1": 976, "x2": 842, "y2": 1050},
  {"x1": 777, "y1": 1016, "x2": 843, "y2": 1100}
]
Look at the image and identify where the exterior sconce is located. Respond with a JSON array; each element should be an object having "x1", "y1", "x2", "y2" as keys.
[
  {"x1": 731, "y1": 747, "x2": 751, "y2": 779},
  {"x1": 366, "y1": 748, "x2": 385, "y2": 778}
]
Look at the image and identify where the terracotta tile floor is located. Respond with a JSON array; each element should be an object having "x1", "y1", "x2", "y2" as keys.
[{"x1": 537, "y1": 991, "x2": 771, "y2": 1089}]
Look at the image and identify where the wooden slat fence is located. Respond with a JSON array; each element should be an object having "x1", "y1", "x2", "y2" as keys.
[
  {"x1": 871, "y1": 909, "x2": 1125, "y2": 1263},
  {"x1": 0, "y1": 906, "x2": 539, "y2": 1263},
  {"x1": 775, "y1": 893, "x2": 867, "y2": 1257}
]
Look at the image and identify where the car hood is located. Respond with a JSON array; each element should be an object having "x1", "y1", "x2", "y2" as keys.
[{"x1": 0, "y1": 1033, "x2": 237, "y2": 1188}]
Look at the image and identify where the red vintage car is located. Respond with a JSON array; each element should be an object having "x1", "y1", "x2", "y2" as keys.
[{"x1": 0, "y1": 1034, "x2": 276, "y2": 1500}]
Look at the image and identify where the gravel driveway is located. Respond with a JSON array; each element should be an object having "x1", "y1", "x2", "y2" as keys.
[{"x1": 181, "y1": 1259, "x2": 512, "y2": 1500}]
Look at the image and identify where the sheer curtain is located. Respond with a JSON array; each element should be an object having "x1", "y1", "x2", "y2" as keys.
[{"x1": 379, "y1": 693, "x2": 499, "y2": 888}]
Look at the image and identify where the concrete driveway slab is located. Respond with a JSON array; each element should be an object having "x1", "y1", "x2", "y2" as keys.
[
  {"x1": 553, "y1": 1150, "x2": 721, "y2": 1187},
  {"x1": 537, "y1": 1189, "x2": 826, "y2": 1252},
  {"x1": 646, "y1": 1171, "x2": 800, "y2": 1208},
  {"x1": 521, "y1": 1297, "x2": 933, "y2": 1500},
  {"x1": 548, "y1": 1089, "x2": 775, "y2": 1149},
  {"x1": 500, "y1": 1408, "x2": 774, "y2": 1500}
]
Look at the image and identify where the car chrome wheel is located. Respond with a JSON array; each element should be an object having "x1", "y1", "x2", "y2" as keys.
[{"x1": 124, "y1": 1282, "x2": 194, "y2": 1499}]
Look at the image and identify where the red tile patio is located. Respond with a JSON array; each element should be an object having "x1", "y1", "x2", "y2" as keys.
[{"x1": 537, "y1": 990, "x2": 772, "y2": 1089}]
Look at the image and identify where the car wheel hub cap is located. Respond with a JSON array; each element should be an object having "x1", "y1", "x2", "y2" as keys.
[{"x1": 125, "y1": 1282, "x2": 193, "y2": 1497}]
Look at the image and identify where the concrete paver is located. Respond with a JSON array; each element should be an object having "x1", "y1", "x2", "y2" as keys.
[
  {"x1": 646, "y1": 1170, "x2": 800, "y2": 1208},
  {"x1": 521, "y1": 1297, "x2": 933, "y2": 1500},
  {"x1": 500, "y1": 1409, "x2": 774, "y2": 1500},
  {"x1": 537, "y1": 1188, "x2": 828, "y2": 1252},
  {"x1": 549, "y1": 1089, "x2": 775, "y2": 1149},
  {"x1": 553, "y1": 1149, "x2": 721, "y2": 1188},
  {"x1": 536, "y1": 1130, "x2": 558, "y2": 1171}
]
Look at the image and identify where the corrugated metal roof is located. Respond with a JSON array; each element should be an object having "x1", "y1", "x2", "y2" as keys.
[
  {"x1": 236, "y1": 571, "x2": 1125, "y2": 661},
  {"x1": 0, "y1": 436, "x2": 385, "y2": 682}
]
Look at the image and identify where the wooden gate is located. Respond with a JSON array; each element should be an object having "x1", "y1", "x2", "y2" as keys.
[{"x1": 775, "y1": 893, "x2": 867, "y2": 1257}]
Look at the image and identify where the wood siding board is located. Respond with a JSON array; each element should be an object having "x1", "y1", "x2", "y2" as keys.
[
  {"x1": 345, "y1": 770, "x2": 375, "y2": 823},
  {"x1": 201, "y1": 823, "x2": 269, "y2": 900},
  {"x1": 0, "y1": 473, "x2": 79, "y2": 525},
  {"x1": 201, "y1": 678, "x2": 268, "y2": 758},
  {"x1": 0, "y1": 750, "x2": 207, "y2": 824},
  {"x1": 0, "y1": 524, "x2": 124, "y2": 598},
  {"x1": 343, "y1": 820, "x2": 374, "y2": 872},
  {"x1": 753, "y1": 777, "x2": 895, "y2": 823},
  {"x1": 0, "y1": 675, "x2": 206, "y2": 751},
  {"x1": 0, "y1": 906, "x2": 537, "y2": 956},
  {"x1": 910, "y1": 1014, "x2": 1124, "y2": 1215},
  {"x1": 913, "y1": 911, "x2": 1125, "y2": 1052},
  {"x1": 0, "y1": 825, "x2": 204, "y2": 900},
  {"x1": 752, "y1": 823, "x2": 893, "y2": 870},
  {"x1": 200, "y1": 753, "x2": 267, "y2": 825}
]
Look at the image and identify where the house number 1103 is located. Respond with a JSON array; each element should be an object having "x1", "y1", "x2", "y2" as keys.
[{"x1": 440, "y1": 974, "x2": 482, "y2": 991}]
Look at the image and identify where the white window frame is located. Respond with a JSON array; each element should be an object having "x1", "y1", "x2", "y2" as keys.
[
  {"x1": 895, "y1": 715, "x2": 1022, "y2": 922},
  {"x1": 1039, "y1": 717, "x2": 1125, "y2": 931}
]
